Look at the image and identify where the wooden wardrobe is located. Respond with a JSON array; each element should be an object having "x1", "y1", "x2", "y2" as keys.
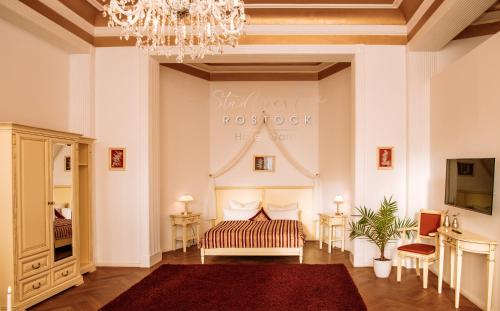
[{"x1": 0, "y1": 123, "x2": 95, "y2": 310}]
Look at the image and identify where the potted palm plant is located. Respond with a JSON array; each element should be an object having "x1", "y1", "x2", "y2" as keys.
[{"x1": 349, "y1": 197, "x2": 416, "y2": 278}]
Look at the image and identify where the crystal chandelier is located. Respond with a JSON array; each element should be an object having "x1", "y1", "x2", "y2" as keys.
[{"x1": 103, "y1": 0, "x2": 247, "y2": 62}]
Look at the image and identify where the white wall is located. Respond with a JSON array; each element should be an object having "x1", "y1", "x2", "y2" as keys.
[
  {"x1": 209, "y1": 81, "x2": 319, "y2": 186},
  {"x1": 351, "y1": 45, "x2": 408, "y2": 267},
  {"x1": 318, "y1": 68, "x2": 353, "y2": 216},
  {"x1": 407, "y1": 36, "x2": 491, "y2": 219},
  {"x1": 53, "y1": 145, "x2": 72, "y2": 186},
  {"x1": 353, "y1": 45, "x2": 408, "y2": 213},
  {"x1": 0, "y1": 17, "x2": 69, "y2": 131},
  {"x1": 430, "y1": 32, "x2": 500, "y2": 310},
  {"x1": 94, "y1": 47, "x2": 153, "y2": 267},
  {"x1": 159, "y1": 67, "x2": 210, "y2": 251},
  {"x1": 69, "y1": 53, "x2": 95, "y2": 138}
]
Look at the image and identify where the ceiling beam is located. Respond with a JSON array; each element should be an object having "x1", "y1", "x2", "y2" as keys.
[{"x1": 409, "y1": 0, "x2": 497, "y2": 51}]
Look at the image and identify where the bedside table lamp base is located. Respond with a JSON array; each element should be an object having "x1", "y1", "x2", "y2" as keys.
[
  {"x1": 333, "y1": 194, "x2": 344, "y2": 216},
  {"x1": 182, "y1": 203, "x2": 192, "y2": 215},
  {"x1": 335, "y1": 203, "x2": 343, "y2": 216},
  {"x1": 179, "y1": 195, "x2": 194, "y2": 215}
]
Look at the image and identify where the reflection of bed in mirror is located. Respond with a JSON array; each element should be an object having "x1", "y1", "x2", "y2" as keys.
[
  {"x1": 53, "y1": 191, "x2": 73, "y2": 261},
  {"x1": 52, "y1": 142, "x2": 74, "y2": 262},
  {"x1": 200, "y1": 186, "x2": 313, "y2": 264}
]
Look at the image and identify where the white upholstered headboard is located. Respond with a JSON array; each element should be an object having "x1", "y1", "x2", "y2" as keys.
[{"x1": 215, "y1": 186, "x2": 315, "y2": 240}]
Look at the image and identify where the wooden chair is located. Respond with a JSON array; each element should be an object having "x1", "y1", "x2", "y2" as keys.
[{"x1": 396, "y1": 209, "x2": 444, "y2": 289}]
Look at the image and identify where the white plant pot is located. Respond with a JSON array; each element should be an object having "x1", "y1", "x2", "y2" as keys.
[{"x1": 373, "y1": 259, "x2": 392, "y2": 278}]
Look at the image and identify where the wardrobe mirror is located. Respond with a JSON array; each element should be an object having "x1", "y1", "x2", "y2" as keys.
[{"x1": 52, "y1": 143, "x2": 74, "y2": 262}]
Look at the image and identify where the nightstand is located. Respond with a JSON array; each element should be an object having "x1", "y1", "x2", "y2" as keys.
[
  {"x1": 318, "y1": 213, "x2": 348, "y2": 253},
  {"x1": 170, "y1": 213, "x2": 201, "y2": 252}
]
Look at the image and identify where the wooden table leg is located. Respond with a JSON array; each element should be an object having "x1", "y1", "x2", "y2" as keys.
[
  {"x1": 328, "y1": 225, "x2": 332, "y2": 254},
  {"x1": 486, "y1": 249, "x2": 495, "y2": 311},
  {"x1": 171, "y1": 224, "x2": 176, "y2": 251},
  {"x1": 450, "y1": 246, "x2": 455, "y2": 289},
  {"x1": 341, "y1": 221, "x2": 345, "y2": 252},
  {"x1": 195, "y1": 223, "x2": 200, "y2": 248},
  {"x1": 438, "y1": 233, "x2": 445, "y2": 294},
  {"x1": 455, "y1": 247, "x2": 463, "y2": 309},
  {"x1": 182, "y1": 224, "x2": 187, "y2": 253},
  {"x1": 319, "y1": 222, "x2": 323, "y2": 250}
]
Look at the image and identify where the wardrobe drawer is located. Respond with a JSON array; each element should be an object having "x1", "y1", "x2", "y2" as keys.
[
  {"x1": 19, "y1": 271, "x2": 51, "y2": 301},
  {"x1": 52, "y1": 261, "x2": 77, "y2": 286},
  {"x1": 18, "y1": 251, "x2": 50, "y2": 280}
]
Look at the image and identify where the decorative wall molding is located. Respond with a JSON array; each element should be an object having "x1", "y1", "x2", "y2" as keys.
[
  {"x1": 318, "y1": 62, "x2": 352, "y2": 80},
  {"x1": 161, "y1": 62, "x2": 351, "y2": 81},
  {"x1": 148, "y1": 58, "x2": 162, "y2": 264}
]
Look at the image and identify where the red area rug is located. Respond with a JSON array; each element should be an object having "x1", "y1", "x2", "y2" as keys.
[{"x1": 101, "y1": 264, "x2": 366, "y2": 311}]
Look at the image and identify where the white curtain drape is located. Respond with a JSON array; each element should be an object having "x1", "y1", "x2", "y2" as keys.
[{"x1": 205, "y1": 112, "x2": 321, "y2": 220}]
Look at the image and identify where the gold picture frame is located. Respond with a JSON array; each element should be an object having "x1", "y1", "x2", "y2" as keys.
[
  {"x1": 253, "y1": 155, "x2": 275, "y2": 172},
  {"x1": 377, "y1": 147, "x2": 394, "y2": 170},
  {"x1": 109, "y1": 147, "x2": 126, "y2": 170},
  {"x1": 64, "y1": 156, "x2": 71, "y2": 171}
]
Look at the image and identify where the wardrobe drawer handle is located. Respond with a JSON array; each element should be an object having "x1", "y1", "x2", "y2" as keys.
[
  {"x1": 32, "y1": 282, "x2": 41, "y2": 290},
  {"x1": 31, "y1": 262, "x2": 41, "y2": 269},
  {"x1": 61, "y1": 270, "x2": 69, "y2": 277}
]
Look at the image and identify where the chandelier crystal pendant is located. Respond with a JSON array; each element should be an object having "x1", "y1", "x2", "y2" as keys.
[{"x1": 103, "y1": 0, "x2": 247, "y2": 62}]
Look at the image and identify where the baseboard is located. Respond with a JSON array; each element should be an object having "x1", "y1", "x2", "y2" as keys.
[
  {"x1": 150, "y1": 251, "x2": 162, "y2": 266},
  {"x1": 96, "y1": 261, "x2": 144, "y2": 268},
  {"x1": 428, "y1": 268, "x2": 485, "y2": 310}
]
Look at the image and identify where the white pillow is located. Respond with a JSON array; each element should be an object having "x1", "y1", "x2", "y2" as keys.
[
  {"x1": 61, "y1": 207, "x2": 72, "y2": 219},
  {"x1": 267, "y1": 202, "x2": 298, "y2": 211},
  {"x1": 223, "y1": 208, "x2": 259, "y2": 221},
  {"x1": 228, "y1": 200, "x2": 260, "y2": 210},
  {"x1": 266, "y1": 208, "x2": 299, "y2": 221}
]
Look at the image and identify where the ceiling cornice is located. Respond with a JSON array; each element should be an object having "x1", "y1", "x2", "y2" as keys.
[
  {"x1": 15, "y1": 0, "x2": 492, "y2": 49},
  {"x1": 161, "y1": 62, "x2": 351, "y2": 81},
  {"x1": 454, "y1": 20, "x2": 500, "y2": 40}
]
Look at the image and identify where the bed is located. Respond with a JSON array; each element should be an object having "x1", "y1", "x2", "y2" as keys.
[
  {"x1": 200, "y1": 186, "x2": 313, "y2": 264},
  {"x1": 54, "y1": 218, "x2": 73, "y2": 248}
]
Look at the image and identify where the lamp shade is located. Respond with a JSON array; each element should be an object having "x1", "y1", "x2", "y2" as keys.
[
  {"x1": 333, "y1": 195, "x2": 344, "y2": 204},
  {"x1": 179, "y1": 195, "x2": 194, "y2": 202}
]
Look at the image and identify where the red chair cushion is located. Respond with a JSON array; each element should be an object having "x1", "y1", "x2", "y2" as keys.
[
  {"x1": 398, "y1": 243, "x2": 436, "y2": 255},
  {"x1": 419, "y1": 213, "x2": 441, "y2": 236}
]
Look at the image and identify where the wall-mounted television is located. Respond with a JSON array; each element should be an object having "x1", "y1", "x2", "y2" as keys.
[{"x1": 445, "y1": 158, "x2": 495, "y2": 215}]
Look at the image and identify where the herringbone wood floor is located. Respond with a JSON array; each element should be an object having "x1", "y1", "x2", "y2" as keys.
[{"x1": 29, "y1": 243, "x2": 479, "y2": 311}]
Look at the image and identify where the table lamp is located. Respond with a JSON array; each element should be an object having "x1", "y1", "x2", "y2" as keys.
[
  {"x1": 333, "y1": 195, "x2": 344, "y2": 215},
  {"x1": 179, "y1": 195, "x2": 194, "y2": 215}
]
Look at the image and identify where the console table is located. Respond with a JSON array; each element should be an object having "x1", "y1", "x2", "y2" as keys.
[
  {"x1": 170, "y1": 213, "x2": 201, "y2": 252},
  {"x1": 437, "y1": 227, "x2": 497, "y2": 310},
  {"x1": 318, "y1": 214, "x2": 347, "y2": 253}
]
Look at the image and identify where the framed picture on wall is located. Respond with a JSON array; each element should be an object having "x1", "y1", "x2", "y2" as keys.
[
  {"x1": 457, "y1": 162, "x2": 474, "y2": 176},
  {"x1": 64, "y1": 156, "x2": 71, "y2": 171},
  {"x1": 109, "y1": 147, "x2": 126, "y2": 170},
  {"x1": 377, "y1": 147, "x2": 393, "y2": 170},
  {"x1": 254, "y1": 155, "x2": 275, "y2": 172}
]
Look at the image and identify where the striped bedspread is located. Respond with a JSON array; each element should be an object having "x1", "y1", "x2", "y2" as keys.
[
  {"x1": 54, "y1": 218, "x2": 72, "y2": 240},
  {"x1": 202, "y1": 220, "x2": 305, "y2": 249}
]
